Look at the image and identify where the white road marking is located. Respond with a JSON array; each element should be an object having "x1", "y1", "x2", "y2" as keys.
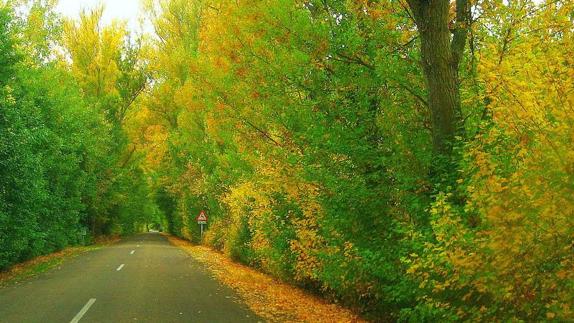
[
  {"x1": 137, "y1": 244, "x2": 140, "y2": 248},
  {"x1": 130, "y1": 250, "x2": 135, "y2": 255},
  {"x1": 116, "y1": 264, "x2": 125, "y2": 271},
  {"x1": 70, "y1": 298, "x2": 96, "y2": 323}
]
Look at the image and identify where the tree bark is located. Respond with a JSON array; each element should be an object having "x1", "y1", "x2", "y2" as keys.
[{"x1": 406, "y1": 0, "x2": 470, "y2": 155}]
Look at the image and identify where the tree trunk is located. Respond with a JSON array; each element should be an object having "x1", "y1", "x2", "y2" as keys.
[{"x1": 407, "y1": 0, "x2": 469, "y2": 155}]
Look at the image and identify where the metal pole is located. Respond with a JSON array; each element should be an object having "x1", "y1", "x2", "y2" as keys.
[{"x1": 200, "y1": 223, "x2": 204, "y2": 239}]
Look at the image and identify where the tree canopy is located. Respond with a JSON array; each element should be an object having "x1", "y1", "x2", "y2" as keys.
[{"x1": 1, "y1": 0, "x2": 573, "y2": 321}]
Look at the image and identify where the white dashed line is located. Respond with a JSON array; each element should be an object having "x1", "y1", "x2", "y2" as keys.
[
  {"x1": 116, "y1": 264, "x2": 125, "y2": 271},
  {"x1": 70, "y1": 298, "x2": 96, "y2": 323}
]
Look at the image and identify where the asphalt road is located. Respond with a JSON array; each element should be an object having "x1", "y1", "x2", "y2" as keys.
[{"x1": 0, "y1": 233, "x2": 262, "y2": 323}]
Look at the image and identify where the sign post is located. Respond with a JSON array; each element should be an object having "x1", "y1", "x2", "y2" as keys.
[{"x1": 196, "y1": 210, "x2": 208, "y2": 239}]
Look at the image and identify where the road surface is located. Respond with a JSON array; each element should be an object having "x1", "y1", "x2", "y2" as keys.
[{"x1": 0, "y1": 233, "x2": 261, "y2": 323}]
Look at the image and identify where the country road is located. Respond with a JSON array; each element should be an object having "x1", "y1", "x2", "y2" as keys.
[{"x1": 0, "y1": 233, "x2": 261, "y2": 323}]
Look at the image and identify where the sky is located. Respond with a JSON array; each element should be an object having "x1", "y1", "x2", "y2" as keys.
[{"x1": 55, "y1": 0, "x2": 151, "y2": 33}]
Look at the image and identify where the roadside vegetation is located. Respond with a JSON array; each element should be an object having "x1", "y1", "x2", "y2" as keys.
[
  {"x1": 1, "y1": 0, "x2": 573, "y2": 321},
  {"x1": 0, "y1": 2, "x2": 160, "y2": 271}
]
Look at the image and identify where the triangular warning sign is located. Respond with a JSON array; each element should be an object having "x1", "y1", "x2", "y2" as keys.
[{"x1": 196, "y1": 211, "x2": 208, "y2": 222}]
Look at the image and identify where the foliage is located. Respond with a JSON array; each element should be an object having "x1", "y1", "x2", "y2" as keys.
[
  {"x1": 1, "y1": 0, "x2": 573, "y2": 321},
  {"x1": 137, "y1": 0, "x2": 574, "y2": 320},
  {"x1": 0, "y1": 3, "x2": 156, "y2": 270},
  {"x1": 406, "y1": 1, "x2": 574, "y2": 320}
]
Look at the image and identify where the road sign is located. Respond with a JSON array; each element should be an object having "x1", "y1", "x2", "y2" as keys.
[
  {"x1": 197, "y1": 211, "x2": 208, "y2": 239},
  {"x1": 196, "y1": 210, "x2": 208, "y2": 224}
]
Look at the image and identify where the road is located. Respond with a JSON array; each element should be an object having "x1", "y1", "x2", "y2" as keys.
[{"x1": 0, "y1": 233, "x2": 262, "y2": 323}]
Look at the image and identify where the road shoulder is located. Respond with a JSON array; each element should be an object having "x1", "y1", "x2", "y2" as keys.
[
  {"x1": 0, "y1": 236, "x2": 119, "y2": 287},
  {"x1": 167, "y1": 235, "x2": 365, "y2": 323}
]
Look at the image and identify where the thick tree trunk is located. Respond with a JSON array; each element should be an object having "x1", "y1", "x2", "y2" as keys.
[
  {"x1": 407, "y1": 0, "x2": 469, "y2": 155},
  {"x1": 420, "y1": 20, "x2": 461, "y2": 154}
]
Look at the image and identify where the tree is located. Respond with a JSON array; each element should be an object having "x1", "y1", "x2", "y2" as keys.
[{"x1": 406, "y1": 0, "x2": 471, "y2": 154}]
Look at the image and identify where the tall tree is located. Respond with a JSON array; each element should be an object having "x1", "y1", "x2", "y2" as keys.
[{"x1": 406, "y1": 0, "x2": 471, "y2": 154}]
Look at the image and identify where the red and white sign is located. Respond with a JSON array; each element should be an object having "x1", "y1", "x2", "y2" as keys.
[{"x1": 196, "y1": 211, "x2": 208, "y2": 224}]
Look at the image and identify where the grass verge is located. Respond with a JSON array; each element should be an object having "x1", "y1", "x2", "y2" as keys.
[
  {"x1": 167, "y1": 235, "x2": 365, "y2": 323},
  {"x1": 0, "y1": 236, "x2": 120, "y2": 287}
]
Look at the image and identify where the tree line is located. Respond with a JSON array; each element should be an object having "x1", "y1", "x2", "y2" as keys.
[
  {"x1": 1, "y1": 0, "x2": 573, "y2": 321},
  {"x1": 0, "y1": 2, "x2": 160, "y2": 270}
]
